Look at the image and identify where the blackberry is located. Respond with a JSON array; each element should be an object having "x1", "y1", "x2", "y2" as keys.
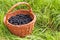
[{"x1": 8, "y1": 14, "x2": 32, "y2": 25}]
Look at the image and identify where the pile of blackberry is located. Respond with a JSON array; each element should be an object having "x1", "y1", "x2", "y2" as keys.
[{"x1": 8, "y1": 14, "x2": 32, "y2": 25}]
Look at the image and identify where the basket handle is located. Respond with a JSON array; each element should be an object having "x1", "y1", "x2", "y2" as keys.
[{"x1": 7, "y1": 2, "x2": 32, "y2": 13}]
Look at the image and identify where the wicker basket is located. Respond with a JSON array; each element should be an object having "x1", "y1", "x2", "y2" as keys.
[{"x1": 4, "y1": 2, "x2": 36, "y2": 37}]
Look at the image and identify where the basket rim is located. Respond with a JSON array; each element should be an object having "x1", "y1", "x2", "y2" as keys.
[{"x1": 4, "y1": 10, "x2": 36, "y2": 27}]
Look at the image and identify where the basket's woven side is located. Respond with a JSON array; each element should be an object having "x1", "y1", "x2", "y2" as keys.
[{"x1": 7, "y1": 22, "x2": 34, "y2": 37}]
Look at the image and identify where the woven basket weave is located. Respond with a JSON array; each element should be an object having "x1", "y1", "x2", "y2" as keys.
[{"x1": 4, "y1": 2, "x2": 36, "y2": 37}]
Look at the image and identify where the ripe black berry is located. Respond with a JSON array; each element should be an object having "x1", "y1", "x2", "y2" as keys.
[{"x1": 8, "y1": 14, "x2": 32, "y2": 25}]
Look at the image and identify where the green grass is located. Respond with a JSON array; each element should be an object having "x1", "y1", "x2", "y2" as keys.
[{"x1": 0, "y1": 0, "x2": 60, "y2": 40}]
